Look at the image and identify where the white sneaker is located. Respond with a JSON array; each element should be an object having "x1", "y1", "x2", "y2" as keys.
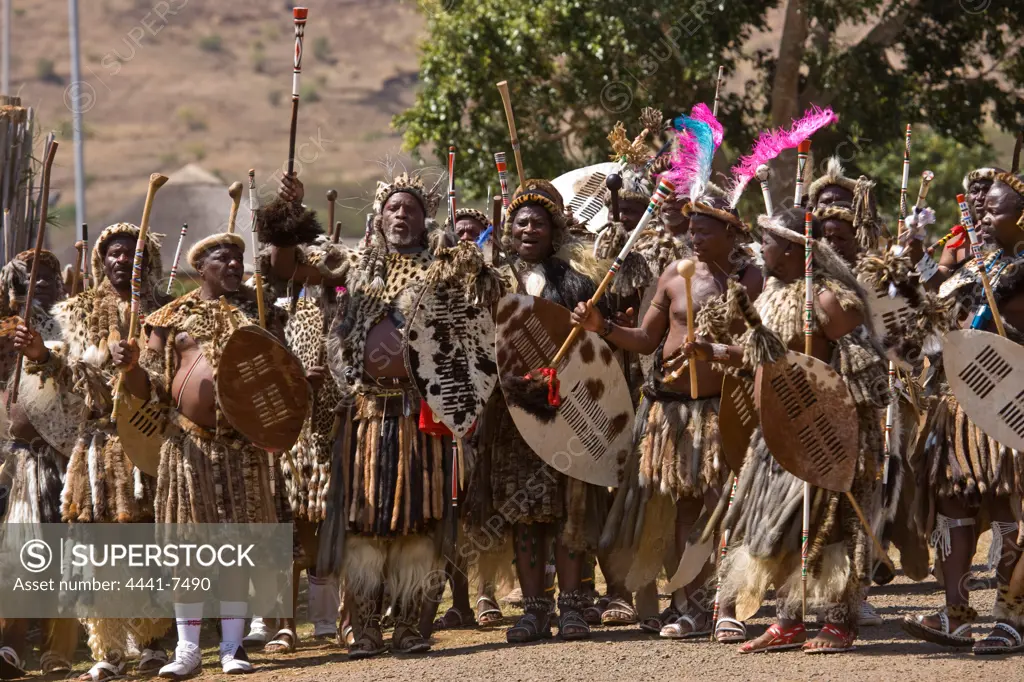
[
  {"x1": 858, "y1": 600, "x2": 883, "y2": 627},
  {"x1": 219, "y1": 642, "x2": 253, "y2": 675},
  {"x1": 158, "y1": 642, "x2": 202, "y2": 679},
  {"x1": 242, "y1": 618, "x2": 268, "y2": 647}
]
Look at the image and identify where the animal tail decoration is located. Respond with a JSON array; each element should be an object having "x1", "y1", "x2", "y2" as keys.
[{"x1": 726, "y1": 106, "x2": 839, "y2": 209}]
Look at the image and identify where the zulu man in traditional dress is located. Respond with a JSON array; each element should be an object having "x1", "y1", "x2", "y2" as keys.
[
  {"x1": 13, "y1": 224, "x2": 171, "y2": 681},
  {"x1": 112, "y1": 230, "x2": 291, "y2": 676},
  {"x1": 900, "y1": 173, "x2": 1024, "y2": 654},
  {"x1": 700, "y1": 209, "x2": 887, "y2": 653},
  {"x1": 573, "y1": 195, "x2": 762, "y2": 639},
  {"x1": 0, "y1": 250, "x2": 78, "y2": 679}
]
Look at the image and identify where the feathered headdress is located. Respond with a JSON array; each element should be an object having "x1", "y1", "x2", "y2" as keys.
[
  {"x1": 727, "y1": 106, "x2": 839, "y2": 209},
  {"x1": 665, "y1": 103, "x2": 723, "y2": 201}
]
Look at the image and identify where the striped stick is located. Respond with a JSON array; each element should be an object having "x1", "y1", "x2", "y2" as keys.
[
  {"x1": 756, "y1": 164, "x2": 773, "y2": 215},
  {"x1": 10, "y1": 136, "x2": 57, "y2": 404},
  {"x1": 957, "y1": 193, "x2": 1007, "y2": 337},
  {"x1": 794, "y1": 140, "x2": 811, "y2": 207},
  {"x1": 494, "y1": 152, "x2": 511, "y2": 215},
  {"x1": 249, "y1": 169, "x2": 267, "y2": 329},
  {"x1": 802, "y1": 210, "x2": 814, "y2": 619},
  {"x1": 111, "y1": 172, "x2": 169, "y2": 421},
  {"x1": 166, "y1": 223, "x2": 188, "y2": 295},
  {"x1": 287, "y1": 7, "x2": 308, "y2": 177},
  {"x1": 81, "y1": 223, "x2": 89, "y2": 290},
  {"x1": 448, "y1": 146, "x2": 457, "y2": 223}
]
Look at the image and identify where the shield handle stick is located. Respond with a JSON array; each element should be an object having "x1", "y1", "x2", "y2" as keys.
[
  {"x1": 326, "y1": 189, "x2": 337, "y2": 242},
  {"x1": 111, "y1": 172, "x2": 170, "y2": 422},
  {"x1": 71, "y1": 239, "x2": 84, "y2": 297},
  {"x1": 677, "y1": 259, "x2": 699, "y2": 398},
  {"x1": 227, "y1": 182, "x2": 243, "y2": 234},
  {"x1": 10, "y1": 138, "x2": 58, "y2": 404}
]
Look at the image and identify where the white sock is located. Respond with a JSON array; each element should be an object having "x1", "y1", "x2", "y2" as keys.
[
  {"x1": 220, "y1": 601, "x2": 248, "y2": 645},
  {"x1": 174, "y1": 603, "x2": 204, "y2": 646}
]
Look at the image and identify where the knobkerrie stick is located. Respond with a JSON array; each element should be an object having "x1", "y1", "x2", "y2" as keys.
[
  {"x1": 496, "y1": 81, "x2": 525, "y2": 185},
  {"x1": 287, "y1": 7, "x2": 308, "y2": 177}
]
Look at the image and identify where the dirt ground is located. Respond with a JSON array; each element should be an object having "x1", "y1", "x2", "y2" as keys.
[{"x1": 45, "y1": 536, "x2": 1020, "y2": 682}]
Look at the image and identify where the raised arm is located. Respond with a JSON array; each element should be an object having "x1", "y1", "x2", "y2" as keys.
[{"x1": 569, "y1": 264, "x2": 675, "y2": 355}]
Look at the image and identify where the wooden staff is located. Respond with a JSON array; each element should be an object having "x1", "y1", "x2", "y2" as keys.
[
  {"x1": 227, "y1": 182, "x2": 243, "y2": 234},
  {"x1": 447, "y1": 146, "x2": 457, "y2": 222},
  {"x1": 496, "y1": 81, "x2": 525, "y2": 185},
  {"x1": 332, "y1": 221, "x2": 342, "y2": 244},
  {"x1": 709, "y1": 474, "x2": 738, "y2": 638},
  {"x1": 490, "y1": 195, "x2": 502, "y2": 264},
  {"x1": 1013, "y1": 128, "x2": 1023, "y2": 174},
  {"x1": 677, "y1": 260, "x2": 699, "y2": 397},
  {"x1": 801, "y1": 210, "x2": 813, "y2": 618},
  {"x1": 166, "y1": 223, "x2": 188, "y2": 295},
  {"x1": 607, "y1": 173, "x2": 622, "y2": 223},
  {"x1": 957, "y1": 193, "x2": 1007, "y2": 337},
  {"x1": 10, "y1": 137, "x2": 58, "y2": 404},
  {"x1": 71, "y1": 239, "x2": 84, "y2": 297},
  {"x1": 793, "y1": 140, "x2": 811, "y2": 207},
  {"x1": 2, "y1": 209, "x2": 9, "y2": 264},
  {"x1": 547, "y1": 179, "x2": 674, "y2": 369},
  {"x1": 915, "y1": 170, "x2": 935, "y2": 211},
  {"x1": 248, "y1": 170, "x2": 267, "y2": 329},
  {"x1": 712, "y1": 65, "x2": 725, "y2": 118},
  {"x1": 287, "y1": 7, "x2": 308, "y2": 177},
  {"x1": 326, "y1": 188, "x2": 337, "y2": 241},
  {"x1": 111, "y1": 173, "x2": 169, "y2": 421}
]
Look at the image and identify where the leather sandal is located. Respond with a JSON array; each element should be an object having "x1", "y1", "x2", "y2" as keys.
[
  {"x1": 506, "y1": 612, "x2": 552, "y2": 644},
  {"x1": 974, "y1": 622, "x2": 1024, "y2": 655},
  {"x1": 433, "y1": 607, "x2": 476, "y2": 630},
  {"x1": 661, "y1": 612, "x2": 712, "y2": 640},
  {"x1": 392, "y1": 624, "x2": 431, "y2": 654},
  {"x1": 714, "y1": 617, "x2": 747, "y2": 644},
  {"x1": 558, "y1": 611, "x2": 591, "y2": 641},
  {"x1": 0, "y1": 647, "x2": 25, "y2": 681},
  {"x1": 738, "y1": 623, "x2": 807, "y2": 653},
  {"x1": 476, "y1": 596, "x2": 503, "y2": 627},
  {"x1": 803, "y1": 623, "x2": 856, "y2": 654},
  {"x1": 902, "y1": 606, "x2": 976, "y2": 647},
  {"x1": 601, "y1": 598, "x2": 638, "y2": 626}
]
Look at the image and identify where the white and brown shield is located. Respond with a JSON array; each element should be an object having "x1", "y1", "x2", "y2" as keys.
[
  {"x1": 552, "y1": 162, "x2": 618, "y2": 232},
  {"x1": 406, "y1": 280, "x2": 497, "y2": 438},
  {"x1": 755, "y1": 351, "x2": 860, "y2": 492},
  {"x1": 16, "y1": 361, "x2": 86, "y2": 457},
  {"x1": 217, "y1": 325, "x2": 310, "y2": 452},
  {"x1": 495, "y1": 294, "x2": 633, "y2": 488},
  {"x1": 116, "y1": 390, "x2": 167, "y2": 477},
  {"x1": 944, "y1": 329, "x2": 1024, "y2": 452},
  {"x1": 719, "y1": 373, "x2": 758, "y2": 474},
  {"x1": 864, "y1": 283, "x2": 916, "y2": 360}
]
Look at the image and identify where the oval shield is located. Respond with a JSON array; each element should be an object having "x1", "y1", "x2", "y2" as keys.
[
  {"x1": 495, "y1": 294, "x2": 633, "y2": 488},
  {"x1": 755, "y1": 351, "x2": 859, "y2": 492},
  {"x1": 116, "y1": 389, "x2": 168, "y2": 477},
  {"x1": 17, "y1": 365, "x2": 86, "y2": 457},
  {"x1": 719, "y1": 373, "x2": 758, "y2": 475},
  {"x1": 552, "y1": 162, "x2": 618, "y2": 232},
  {"x1": 944, "y1": 329, "x2": 1024, "y2": 452},
  {"x1": 864, "y1": 283, "x2": 916, "y2": 364},
  {"x1": 406, "y1": 279, "x2": 497, "y2": 439},
  {"x1": 216, "y1": 325, "x2": 310, "y2": 452}
]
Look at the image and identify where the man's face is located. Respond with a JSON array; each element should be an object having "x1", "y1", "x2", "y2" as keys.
[
  {"x1": 815, "y1": 185, "x2": 854, "y2": 209},
  {"x1": 382, "y1": 192, "x2": 426, "y2": 249},
  {"x1": 619, "y1": 199, "x2": 647, "y2": 229},
  {"x1": 980, "y1": 183, "x2": 1023, "y2": 251},
  {"x1": 455, "y1": 217, "x2": 485, "y2": 243},
  {"x1": 689, "y1": 214, "x2": 734, "y2": 265},
  {"x1": 104, "y1": 236, "x2": 140, "y2": 293},
  {"x1": 32, "y1": 262, "x2": 59, "y2": 309},
  {"x1": 199, "y1": 244, "x2": 244, "y2": 294},
  {"x1": 512, "y1": 205, "x2": 554, "y2": 263},
  {"x1": 761, "y1": 233, "x2": 791, "y2": 280},
  {"x1": 661, "y1": 194, "x2": 690, "y2": 236},
  {"x1": 969, "y1": 179, "x2": 994, "y2": 222},
  {"x1": 822, "y1": 218, "x2": 858, "y2": 264}
]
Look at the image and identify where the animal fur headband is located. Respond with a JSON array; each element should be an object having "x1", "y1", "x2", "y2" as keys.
[
  {"x1": 684, "y1": 197, "x2": 750, "y2": 235},
  {"x1": 373, "y1": 171, "x2": 442, "y2": 220},
  {"x1": 444, "y1": 207, "x2": 490, "y2": 232},
  {"x1": 807, "y1": 156, "x2": 858, "y2": 206},
  {"x1": 91, "y1": 222, "x2": 164, "y2": 290},
  {"x1": 187, "y1": 233, "x2": 246, "y2": 269},
  {"x1": 963, "y1": 167, "x2": 1000, "y2": 192},
  {"x1": 814, "y1": 203, "x2": 856, "y2": 225}
]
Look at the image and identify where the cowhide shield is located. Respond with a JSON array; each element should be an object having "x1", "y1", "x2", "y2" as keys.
[
  {"x1": 755, "y1": 351, "x2": 859, "y2": 493},
  {"x1": 217, "y1": 325, "x2": 310, "y2": 452},
  {"x1": 864, "y1": 283, "x2": 915, "y2": 363},
  {"x1": 495, "y1": 294, "x2": 633, "y2": 488},
  {"x1": 16, "y1": 360, "x2": 86, "y2": 457},
  {"x1": 944, "y1": 329, "x2": 1024, "y2": 452},
  {"x1": 115, "y1": 389, "x2": 167, "y2": 477},
  {"x1": 406, "y1": 279, "x2": 497, "y2": 438},
  {"x1": 552, "y1": 162, "x2": 618, "y2": 232},
  {"x1": 719, "y1": 373, "x2": 758, "y2": 474}
]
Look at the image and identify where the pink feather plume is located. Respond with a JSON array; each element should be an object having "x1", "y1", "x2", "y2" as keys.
[
  {"x1": 664, "y1": 103, "x2": 723, "y2": 199},
  {"x1": 689, "y1": 103, "x2": 724, "y2": 149},
  {"x1": 727, "y1": 105, "x2": 839, "y2": 207}
]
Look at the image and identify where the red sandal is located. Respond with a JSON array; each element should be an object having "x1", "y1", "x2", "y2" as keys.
[
  {"x1": 803, "y1": 623, "x2": 856, "y2": 654},
  {"x1": 738, "y1": 623, "x2": 807, "y2": 653}
]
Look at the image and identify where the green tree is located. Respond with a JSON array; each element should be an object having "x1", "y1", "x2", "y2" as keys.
[{"x1": 396, "y1": 0, "x2": 1023, "y2": 200}]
